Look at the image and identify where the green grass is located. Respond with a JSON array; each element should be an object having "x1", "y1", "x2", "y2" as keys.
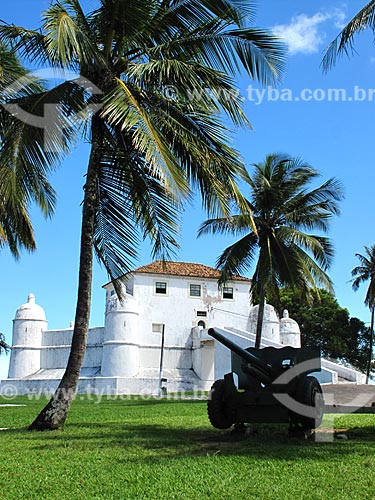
[{"x1": 1, "y1": 395, "x2": 375, "y2": 500}]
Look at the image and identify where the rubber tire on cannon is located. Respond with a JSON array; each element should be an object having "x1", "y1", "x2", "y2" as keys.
[
  {"x1": 292, "y1": 375, "x2": 324, "y2": 431},
  {"x1": 207, "y1": 379, "x2": 234, "y2": 429}
]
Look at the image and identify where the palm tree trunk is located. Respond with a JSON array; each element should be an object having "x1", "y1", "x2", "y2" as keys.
[
  {"x1": 366, "y1": 306, "x2": 374, "y2": 384},
  {"x1": 255, "y1": 286, "x2": 265, "y2": 349},
  {"x1": 28, "y1": 117, "x2": 103, "y2": 430}
]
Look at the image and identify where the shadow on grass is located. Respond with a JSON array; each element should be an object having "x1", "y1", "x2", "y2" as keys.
[
  {"x1": 3, "y1": 396, "x2": 375, "y2": 463},
  {"x1": 17, "y1": 419, "x2": 375, "y2": 465}
]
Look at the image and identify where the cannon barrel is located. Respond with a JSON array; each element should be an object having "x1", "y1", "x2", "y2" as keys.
[{"x1": 208, "y1": 327, "x2": 272, "y2": 385}]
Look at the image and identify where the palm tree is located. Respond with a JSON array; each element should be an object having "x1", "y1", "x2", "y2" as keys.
[
  {"x1": 0, "y1": 333, "x2": 9, "y2": 355},
  {"x1": 0, "y1": 42, "x2": 56, "y2": 257},
  {"x1": 199, "y1": 154, "x2": 343, "y2": 348},
  {"x1": 0, "y1": 0, "x2": 285, "y2": 430},
  {"x1": 322, "y1": 1, "x2": 375, "y2": 70},
  {"x1": 351, "y1": 245, "x2": 375, "y2": 383}
]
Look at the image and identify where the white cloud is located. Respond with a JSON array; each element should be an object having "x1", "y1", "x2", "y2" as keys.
[
  {"x1": 272, "y1": 9, "x2": 348, "y2": 56},
  {"x1": 332, "y1": 6, "x2": 348, "y2": 29}
]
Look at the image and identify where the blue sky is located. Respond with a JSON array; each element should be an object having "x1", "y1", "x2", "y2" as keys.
[{"x1": 0, "y1": 0, "x2": 374, "y2": 380}]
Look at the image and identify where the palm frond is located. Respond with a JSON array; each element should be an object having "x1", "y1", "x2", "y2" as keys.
[
  {"x1": 0, "y1": 25, "x2": 52, "y2": 67},
  {"x1": 0, "y1": 44, "x2": 61, "y2": 257},
  {"x1": 126, "y1": 59, "x2": 250, "y2": 127},
  {"x1": 0, "y1": 77, "x2": 90, "y2": 255},
  {"x1": 91, "y1": 0, "x2": 154, "y2": 55},
  {"x1": 157, "y1": 0, "x2": 256, "y2": 29},
  {"x1": 351, "y1": 245, "x2": 375, "y2": 308},
  {"x1": 0, "y1": 41, "x2": 35, "y2": 91},
  {"x1": 1, "y1": 80, "x2": 86, "y2": 211},
  {"x1": 102, "y1": 78, "x2": 191, "y2": 198},
  {"x1": 198, "y1": 214, "x2": 253, "y2": 237},
  {"x1": 322, "y1": 0, "x2": 375, "y2": 71},
  {"x1": 59, "y1": 0, "x2": 92, "y2": 35},
  {"x1": 42, "y1": 3, "x2": 104, "y2": 69},
  {"x1": 94, "y1": 125, "x2": 181, "y2": 294},
  {"x1": 282, "y1": 178, "x2": 343, "y2": 231},
  {"x1": 148, "y1": 27, "x2": 285, "y2": 85},
  {"x1": 277, "y1": 227, "x2": 334, "y2": 270},
  {"x1": 296, "y1": 247, "x2": 334, "y2": 292},
  {"x1": 126, "y1": 85, "x2": 250, "y2": 218},
  {"x1": 216, "y1": 232, "x2": 258, "y2": 284},
  {"x1": 102, "y1": 77, "x2": 251, "y2": 218},
  {"x1": 0, "y1": 332, "x2": 9, "y2": 354},
  {"x1": 0, "y1": 197, "x2": 36, "y2": 258},
  {"x1": 201, "y1": 153, "x2": 340, "y2": 308}
]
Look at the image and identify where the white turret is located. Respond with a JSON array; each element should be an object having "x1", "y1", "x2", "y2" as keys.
[
  {"x1": 280, "y1": 309, "x2": 301, "y2": 347},
  {"x1": 8, "y1": 294, "x2": 47, "y2": 379},
  {"x1": 247, "y1": 303, "x2": 281, "y2": 343},
  {"x1": 101, "y1": 287, "x2": 140, "y2": 377}
]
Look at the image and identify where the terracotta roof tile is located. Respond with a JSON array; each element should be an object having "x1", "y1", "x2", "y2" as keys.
[{"x1": 133, "y1": 261, "x2": 251, "y2": 282}]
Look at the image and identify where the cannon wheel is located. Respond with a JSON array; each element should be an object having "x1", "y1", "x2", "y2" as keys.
[
  {"x1": 293, "y1": 376, "x2": 324, "y2": 431},
  {"x1": 207, "y1": 379, "x2": 233, "y2": 429}
]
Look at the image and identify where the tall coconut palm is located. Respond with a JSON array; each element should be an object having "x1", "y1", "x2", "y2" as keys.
[
  {"x1": 199, "y1": 154, "x2": 343, "y2": 348},
  {"x1": 0, "y1": 0, "x2": 285, "y2": 430},
  {"x1": 351, "y1": 245, "x2": 375, "y2": 383},
  {"x1": 0, "y1": 42, "x2": 56, "y2": 257},
  {"x1": 322, "y1": 1, "x2": 375, "y2": 70}
]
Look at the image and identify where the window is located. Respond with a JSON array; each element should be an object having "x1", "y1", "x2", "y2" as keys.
[
  {"x1": 197, "y1": 320, "x2": 206, "y2": 329},
  {"x1": 189, "y1": 284, "x2": 201, "y2": 297},
  {"x1": 152, "y1": 323, "x2": 164, "y2": 334},
  {"x1": 223, "y1": 287, "x2": 234, "y2": 300},
  {"x1": 197, "y1": 310, "x2": 207, "y2": 317},
  {"x1": 110, "y1": 290, "x2": 115, "y2": 296},
  {"x1": 155, "y1": 281, "x2": 167, "y2": 295}
]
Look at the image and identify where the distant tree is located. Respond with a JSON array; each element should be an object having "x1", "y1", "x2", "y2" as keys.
[
  {"x1": 199, "y1": 154, "x2": 343, "y2": 348},
  {"x1": 0, "y1": 333, "x2": 9, "y2": 355},
  {"x1": 280, "y1": 288, "x2": 370, "y2": 373},
  {"x1": 322, "y1": 1, "x2": 375, "y2": 70},
  {"x1": 351, "y1": 245, "x2": 375, "y2": 383}
]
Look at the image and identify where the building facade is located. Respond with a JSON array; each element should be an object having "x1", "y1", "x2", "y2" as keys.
[{"x1": 1, "y1": 261, "x2": 363, "y2": 396}]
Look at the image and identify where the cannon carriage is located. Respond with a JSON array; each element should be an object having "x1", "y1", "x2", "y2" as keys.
[{"x1": 207, "y1": 328, "x2": 324, "y2": 432}]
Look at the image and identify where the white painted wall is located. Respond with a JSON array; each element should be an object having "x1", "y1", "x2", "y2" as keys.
[
  {"x1": 131, "y1": 272, "x2": 251, "y2": 350},
  {"x1": 39, "y1": 328, "x2": 104, "y2": 370},
  {"x1": 8, "y1": 294, "x2": 47, "y2": 379},
  {"x1": 101, "y1": 293, "x2": 140, "y2": 377},
  {"x1": 103, "y1": 273, "x2": 252, "y2": 376},
  {"x1": 5, "y1": 271, "x2": 356, "y2": 396}
]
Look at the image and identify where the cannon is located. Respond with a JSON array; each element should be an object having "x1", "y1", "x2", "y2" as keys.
[{"x1": 207, "y1": 328, "x2": 324, "y2": 432}]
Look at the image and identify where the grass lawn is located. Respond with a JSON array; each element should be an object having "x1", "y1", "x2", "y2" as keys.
[{"x1": 1, "y1": 395, "x2": 375, "y2": 500}]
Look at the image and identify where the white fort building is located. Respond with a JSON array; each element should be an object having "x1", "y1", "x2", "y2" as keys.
[{"x1": 1, "y1": 261, "x2": 364, "y2": 395}]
